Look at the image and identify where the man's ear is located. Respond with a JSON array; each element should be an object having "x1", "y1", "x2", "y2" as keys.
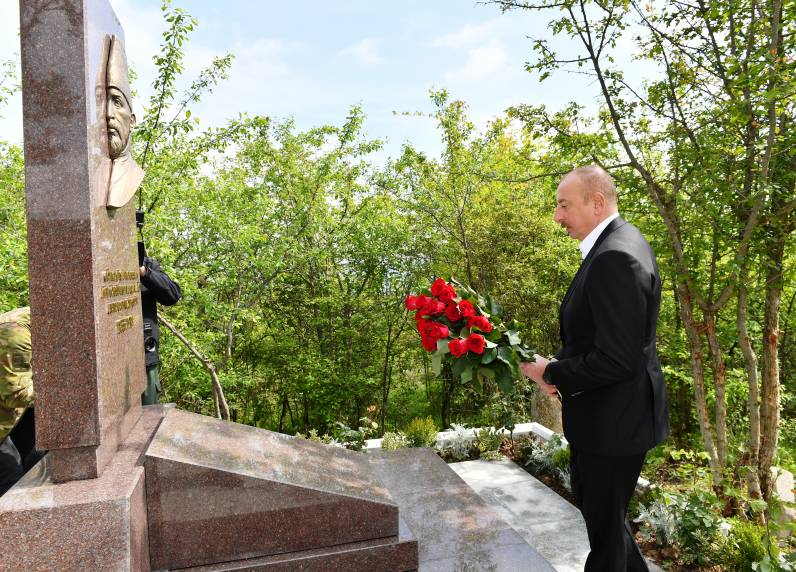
[
  {"x1": 593, "y1": 192, "x2": 606, "y2": 212},
  {"x1": 130, "y1": 113, "x2": 137, "y2": 129}
]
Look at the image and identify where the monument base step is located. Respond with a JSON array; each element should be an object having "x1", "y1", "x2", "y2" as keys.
[
  {"x1": 0, "y1": 405, "x2": 167, "y2": 572},
  {"x1": 369, "y1": 448, "x2": 555, "y2": 572},
  {"x1": 176, "y1": 518, "x2": 417, "y2": 571}
]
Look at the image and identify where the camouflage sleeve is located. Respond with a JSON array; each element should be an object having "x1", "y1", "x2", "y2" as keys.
[{"x1": 0, "y1": 322, "x2": 34, "y2": 439}]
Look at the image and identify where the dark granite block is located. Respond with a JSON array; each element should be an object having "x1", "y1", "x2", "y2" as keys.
[
  {"x1": 179, "y1": 518, "x2": 418, "y2": 572},
  {"x1": 146, "y1": 409, "x2": 403, "y2": 570}
]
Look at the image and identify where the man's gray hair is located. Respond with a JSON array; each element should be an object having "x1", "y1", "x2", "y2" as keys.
[{"x1": 568, "y1": 165, "x2": 617, "y2": 205}]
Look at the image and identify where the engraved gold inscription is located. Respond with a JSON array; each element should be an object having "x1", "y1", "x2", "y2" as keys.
[
  {"x1": 101, "y1": 282, "x2": 140, "y2": 298},
  {"x1": 103, "y1": 270, "x2": 139, "y2": 282},
  {"x1": 116, "y1": 315, "x2": 134, "y2": 334},
  {"x1": 108, "y1": 296, "x2": 138, "y2": 315}
]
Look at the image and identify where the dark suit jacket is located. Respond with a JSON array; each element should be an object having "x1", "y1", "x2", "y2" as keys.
[{"x1": 545, "y1": 217, "x2": 669, "y2": 456}]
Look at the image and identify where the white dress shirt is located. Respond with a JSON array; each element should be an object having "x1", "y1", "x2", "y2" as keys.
[{"x1": 578, "y1": 212, "x2": 620, "y2": 259}]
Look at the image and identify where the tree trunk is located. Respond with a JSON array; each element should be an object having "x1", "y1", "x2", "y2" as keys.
[
  {"x1": 703, "y1": 311, "x2": 728, "y2": 468},
  {"x1": 676, "y1": 282, "x2": 723, "y2": 486},
  {"x1": 759, "y1": 241, "x2": 784, "y2": 500},
  {"x1": 159, "y1": 315, "x2": 230, "y2": 420},
  {"x1": 737, "y1": 279, "x2": 762, "y2": 499}
]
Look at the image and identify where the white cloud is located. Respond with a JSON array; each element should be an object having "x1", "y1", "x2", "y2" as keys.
[
  {"x1": 338, "y1": 38, "x2": 383, "y2": 66},
  {"x1": 433, "y1": 19, "x2": 504, "y2": 50},
  {"x1": 444, "y1": 39, "x2": 509, "y2": 82}
]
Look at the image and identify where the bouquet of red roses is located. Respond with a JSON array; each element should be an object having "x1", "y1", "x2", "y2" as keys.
[{"x1": 405, "y1": 277, "x2": 534, "y2": 393}]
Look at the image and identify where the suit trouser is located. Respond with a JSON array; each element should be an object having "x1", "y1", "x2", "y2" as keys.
[{"x1": 570, "y1": 446, "x2": 648, "y2": 572}]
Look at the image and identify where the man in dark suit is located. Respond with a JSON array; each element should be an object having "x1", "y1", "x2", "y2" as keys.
[{"x1": 521, "y1": 166, "x2": 669, "y2": 571}]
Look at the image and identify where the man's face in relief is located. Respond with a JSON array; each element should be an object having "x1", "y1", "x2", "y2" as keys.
[{"x1": 107, "y1": 86, "x2": 135, "y2": 160}]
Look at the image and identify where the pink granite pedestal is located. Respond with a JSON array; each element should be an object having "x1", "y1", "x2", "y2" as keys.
[{"x1": 0, "y1": 406, "x2": 166, "y2": 571}]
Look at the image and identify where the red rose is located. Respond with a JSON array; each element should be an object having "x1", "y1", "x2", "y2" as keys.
[
  {"x1": 434, "y1": 323, "x2": 449, "y2": 339},
  {"x1": 438, "y1": 287, "x2": 456, "y2": 304},
  {"x1": 423, "y1": 299, "x2": 445, "y2": 316},
  {"x1": 417, "y1": 319, "x2": 434, "y2": 335},
  {"x1": 421, "y1": 334, "x2": 438, "y2": 352},
  {"x1": 467, "y1": 315, "x2": 492, "y2": 333},
  {"x1": 466, "y1": 333, "x2": 485, "y2": 354},
  {"x1": 405, "y1": 295, "x2": 423, "y2": 311},
  {"x1": 448, "y1": 338, "x2": 468, "y2": 357},
  {"x1": 458, "y1": 300, "x2": 477, "y2": 318},
  {"x1": 431, "y1": 278, "x2": 457, "y2": 304},
  {"x1": 445, "y1": 302, "x2": 462, "y2": 323},
  {"x1": 431, "y1": 277, "x2": 448, "y2": 297}
]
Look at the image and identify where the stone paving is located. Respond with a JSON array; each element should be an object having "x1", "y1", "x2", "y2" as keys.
[{"x1": 450, "y1": 459, "x2": 666, "y2": 572}]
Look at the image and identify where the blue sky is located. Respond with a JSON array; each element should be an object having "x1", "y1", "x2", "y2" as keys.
[{"x1": 0, "y1": 1, "x2": 657, "y2": 162}]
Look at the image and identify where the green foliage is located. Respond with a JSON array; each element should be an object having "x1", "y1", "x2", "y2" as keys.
[
  {"x1": 472, "y1": 426, "x2": 505, "y2": 455},
  {"x1": 634, "y1": 489, "x2": 729, "y2": 567},
  {"x1": 442, "y1": 423, "x2": 474, "y2": 461},
  {"x1": 520, "y1": 434, "x2": 566, "y2": 475},
  {"x1": 381, "y1": 431, "x2": 411, "y2": 451},
  {"x1": 405, "y1": 416, "x2": 438, "y2": 448},
  {"x1": 333, "y1": 418, "x2": 378, "y2": 451},
  {"x1": 0, "y1": 143, "x2": 27, "y2": 310},
  {"x1": 550, "y1": 447, "x2": 570, "y2": 472},
  {"x1": 727, "y1": 519, "x2": 775, "y2": 571}
]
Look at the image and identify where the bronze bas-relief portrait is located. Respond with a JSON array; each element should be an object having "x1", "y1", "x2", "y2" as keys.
[{"x1": 105, "y1": 35, "x2": 144, "y2": 209}]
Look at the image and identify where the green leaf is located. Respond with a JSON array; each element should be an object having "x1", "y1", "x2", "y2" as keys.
[
  {"x1": 461, "y1": 366, "x2": 474, "y2": 384},
  {"x1": 478, "y1": 367, "x2": 496, "y2": 380},
  {"x1": 480, "y1": 347, "x2": 498, "y2": 364},
  {"x1": 506, "y1": 330, "x2": 521, "y2": 346},
  {"x1": 436, "y1": 339, "x2": 450, "y2": 354},
  {"x1": 452, "y1": 356, "x2": 470, "y2": 377},
  {"x1": 495, "y1": 364, "x2": 514, "y2": 394},
  {"x1": 431, "y1": 353, "x2": 442, "y2": 375}
]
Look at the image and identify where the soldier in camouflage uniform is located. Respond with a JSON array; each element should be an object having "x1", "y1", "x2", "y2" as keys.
[{"x1": 0, "y1": 307, "x2": 34, "y2": 495}]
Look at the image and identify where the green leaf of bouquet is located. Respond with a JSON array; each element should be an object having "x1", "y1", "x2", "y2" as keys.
[
  {"x1": 461, "y1": 366, "x2": 474, "y2": 384},
  {"x1": 516, "y1": 345, "x2": 533, "y2": 360},
  {"x1": 452, "y1": 355, "x2": 470, "y2": 377},
  {"x1": 495, "y1": 364, "x2": 514, "y2": 394},
  {"x1": 480, "y1": 347, "x2": 498, "y2": 364},
  {"x1": 431, "y1": 353, "x2": 442, "y2": 375},
  {"x1": 436, "y1": 339, "x2": 450, "y2": 354},
  {"x1": 506, "y1": 330, "x2": 521, "y2": 346},
  {"x1": 484, "y1": 339, "x2": 497, "y2": 349},
  {"x1": 478, "y1": 366, "x2": 496, "y2": 380},
  {"x1": 497, "y1": 346, "x2": 513, "y2": 365}
]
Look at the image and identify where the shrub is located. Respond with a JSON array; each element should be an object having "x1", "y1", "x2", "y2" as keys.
[
  {"x1": 551, "y1": 446, "x2": 570, "y2": 471},
  {"x1": 381, "y1": 431, "x2": 411, "y2": 451},
  {"x1": 634, "y1": 488, "x2": 729, "y2": 567},
  {"x1": 445, "y1": 423, "x2": 473, "y2": 461},
  {"x1": 333, "y1": 418, "x2": 378, "y2": 451},
  {"x1": 473, "y1": 426, "x2": 505, "y2": 455},
  {"x1": 405, "y1": 416, "x2": 438, "y2": 448},
  {"x1": 521, "y1": 434, "x2": 567, "y2": 477},
  {"x1": 727, "y1": 519, "x2": 779, "y2": 571}
]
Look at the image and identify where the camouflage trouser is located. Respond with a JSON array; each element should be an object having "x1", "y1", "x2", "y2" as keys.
[
  {"x1": 141, "y1": 364, "x2": 161, "y2": 406},
  {"x1": 0, "y1": 435, "x2": 23, "y2": 496}
]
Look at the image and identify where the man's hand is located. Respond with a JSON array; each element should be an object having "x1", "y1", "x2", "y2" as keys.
[{"x1": 520, "y1": 354, "x2": 558, "y2": 397}]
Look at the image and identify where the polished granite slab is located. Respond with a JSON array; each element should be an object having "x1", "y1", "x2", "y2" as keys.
[
  {"x1": 145, "y1": 409, "x2": 409, "y2": 570},
  {"x1": 370, "y1": 449, "x2": 554, "y2": 572}
]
